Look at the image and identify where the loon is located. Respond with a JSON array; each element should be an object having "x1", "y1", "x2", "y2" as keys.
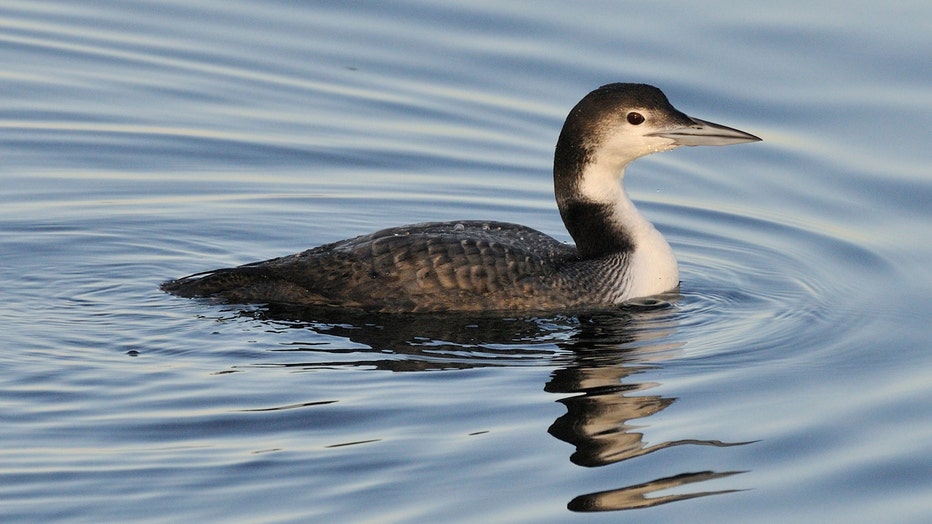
[{"x1": 162, "y1": 83, "x2": 760, "y2": 313}]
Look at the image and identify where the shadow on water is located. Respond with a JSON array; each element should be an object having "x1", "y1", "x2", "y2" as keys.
[{"x1": 228, "y1": 295, "x2": 752, "y2": 512}]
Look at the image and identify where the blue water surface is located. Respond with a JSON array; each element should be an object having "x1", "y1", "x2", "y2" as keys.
[{"x1": 1, "y1": 1, "x2": 930, "y2": 523}]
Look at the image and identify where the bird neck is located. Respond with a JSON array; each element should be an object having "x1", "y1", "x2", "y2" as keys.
[
  {"x1": 554, "y1": 154, "x2": 679, "y2": 296},
  {"x1": 553, "y1": 137, "x2": 643, "y2": 259}
]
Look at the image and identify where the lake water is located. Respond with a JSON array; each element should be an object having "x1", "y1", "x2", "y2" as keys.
[{"x1": 2, "y1": 1, "x2": 930, "y2": 522}]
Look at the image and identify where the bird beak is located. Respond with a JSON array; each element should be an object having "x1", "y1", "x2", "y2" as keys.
[{"x1": 649, "y1": 117, "x2": 761, "y2": 146}]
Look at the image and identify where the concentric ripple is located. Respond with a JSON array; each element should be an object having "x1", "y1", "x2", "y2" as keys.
[{"x1": 659, "y1": 201, "x2": 887, "y2": 364}]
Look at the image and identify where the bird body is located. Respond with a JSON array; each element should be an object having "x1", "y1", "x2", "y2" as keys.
[{"x1": 163, "y1": 83, "x2": 760, "y2": 313}]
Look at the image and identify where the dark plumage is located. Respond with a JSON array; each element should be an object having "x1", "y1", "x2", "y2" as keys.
[{"x1": 162, "y1": 221, "x2": 608, "y2": 312}]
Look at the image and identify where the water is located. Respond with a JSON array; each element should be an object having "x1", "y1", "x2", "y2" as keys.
[{"x1": 2, "y1": 1, "x2": 930, "y2": 522}]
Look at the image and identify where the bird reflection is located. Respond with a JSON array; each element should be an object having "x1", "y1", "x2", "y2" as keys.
[
  {"x1": 543, "y1": 309, "x2": 752, "y2": 510},
  {"x1": 231, "y1": 296, "x2": 751, "y2": 512}
]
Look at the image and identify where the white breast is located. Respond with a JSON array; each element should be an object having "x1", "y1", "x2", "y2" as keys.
[{"x1": 623, "y1": 222, "x2": 679, "y2": 299}]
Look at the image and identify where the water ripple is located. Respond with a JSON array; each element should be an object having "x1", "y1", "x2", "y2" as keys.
[{"x1": 661, "y1": 202, "x2": 885, "y2": 364}]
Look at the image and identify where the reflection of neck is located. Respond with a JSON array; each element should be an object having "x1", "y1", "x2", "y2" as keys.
[
  {"x1": 549, "y1": 374, "x2": 673, "y2": 467},
  {"x1": 554, "y1": 387, "x2": 745, "y2": 467}
]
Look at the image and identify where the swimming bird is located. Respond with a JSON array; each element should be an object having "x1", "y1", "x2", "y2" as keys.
[{"x1": 162, "y1": 83, "x2": 760, "y2": 313}]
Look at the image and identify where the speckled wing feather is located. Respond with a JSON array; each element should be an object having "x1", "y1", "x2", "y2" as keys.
[{"x1": 162, "y1": 221, "x2": 582, "y2": 312}]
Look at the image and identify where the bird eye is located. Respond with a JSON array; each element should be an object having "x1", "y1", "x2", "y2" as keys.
[{"x1": 627, "y1": 112, "x2": 645, "y2": 125}]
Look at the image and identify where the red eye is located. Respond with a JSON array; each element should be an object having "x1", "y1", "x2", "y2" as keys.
[{"x1": 627, "y1": 112, "x2": 645, "y2": 125}]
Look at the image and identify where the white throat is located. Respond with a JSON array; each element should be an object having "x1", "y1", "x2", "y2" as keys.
[{"x1": 577, "y1": 162, "x2": 680, "y2": 299}]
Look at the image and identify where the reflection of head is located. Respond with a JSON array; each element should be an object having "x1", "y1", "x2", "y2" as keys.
[{"x1": 568, "y1": 471, "x2": 748, "y2": 512}]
